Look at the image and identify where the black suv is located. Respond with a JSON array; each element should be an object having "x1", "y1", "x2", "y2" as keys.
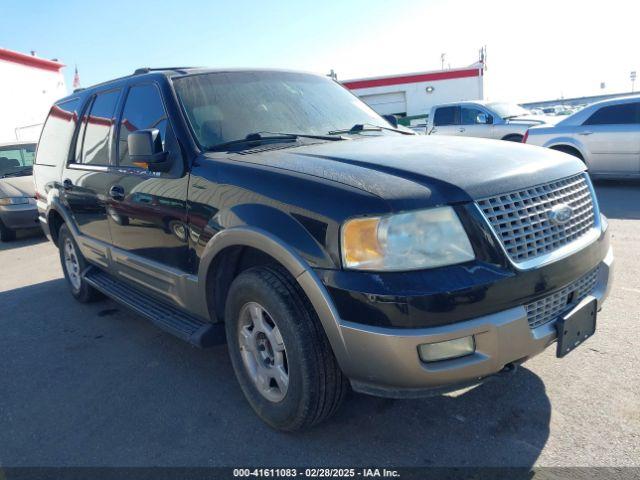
[{"x1": 34, "y1": 68, "x2": 613, "y2": 431}]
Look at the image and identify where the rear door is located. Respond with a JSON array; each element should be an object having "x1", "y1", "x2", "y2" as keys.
[
  {"x1": 106, "y1": 81, "x2": 190, "y2": 293},
  {"x1": 430, "y1": 106, "x2": 461, "y2": 136},
  {"x1": 579, "y1": 102, "x2": 640, "y2": 174},
  {"x1": 61, "y1": 89, "x2": 122, "y2": 244}
]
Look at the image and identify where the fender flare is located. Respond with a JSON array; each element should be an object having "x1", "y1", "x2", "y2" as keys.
[
  {"x1": 44, "y1": 197, "x2": 79, "y2": 241},
  {"x1": 197, "y1": 226, "x2": 351, "y2": 370}
]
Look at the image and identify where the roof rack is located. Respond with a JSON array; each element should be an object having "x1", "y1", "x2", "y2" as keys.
[{"x1": 133, "y1": 67, "x2": 196, "y2": 75}]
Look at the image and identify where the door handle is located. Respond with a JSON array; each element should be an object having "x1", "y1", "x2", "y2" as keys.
[
  {"x1": 62, "y1": 179, "x2": 73, "y2": 190},
  {"x1": 459, "y1": 127, "x2": 466, "y2": 132},
  {"x1": 109, "y1": 185, "x2": 125, "y2": 201},
  {"x1": 580, "y1": 131, "x2": 593, "y2": 136}
]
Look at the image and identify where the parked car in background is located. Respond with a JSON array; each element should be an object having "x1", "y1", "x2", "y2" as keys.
[
  {"x1": 34, "y1": 68, "x2": 612, "y2": 431},
  {"x1": 524, "y1": 95, "x2": 640, "y2": 178},
  {"x1": 427, "y1": 101, "x2": 554, "y2": 142},
  {"x1": 0, "y1": 141, "x2": 39, "y2": 241},
  {"x1": 542, "y1": 106, "x2": 563, "y2": 115}
]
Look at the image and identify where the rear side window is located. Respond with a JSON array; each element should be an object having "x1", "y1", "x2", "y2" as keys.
[
  {"x1": 118, "y1": 84, "x2": 170, "y2": 167},
  {"x1": 584, "y1": 103, "x2": 640, "y2": 125},
  {"x1": 35, "y1": 99, "x2": 80, "y2": 166},
  {"x1": 76, "y1": 90, "x2": 121, "y2": 165},
  {"x1": 433, "y1": 106, "x2": 459, "y2": 126}
]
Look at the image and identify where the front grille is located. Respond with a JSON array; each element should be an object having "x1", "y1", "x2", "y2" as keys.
[
  {"x1": 477, "y1": 173, "x2": 596, "y2": 263},
  {"x1": 525, "y1": 267, "x2": 600, "y2": 329}
]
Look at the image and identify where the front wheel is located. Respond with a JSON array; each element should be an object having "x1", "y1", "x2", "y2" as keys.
[
  {"x1": 225, "y1": 266, "x2": 348, "y2": 431},
  {"x1": 58, "y1": 224, "x2": 102, "y2": 303}
]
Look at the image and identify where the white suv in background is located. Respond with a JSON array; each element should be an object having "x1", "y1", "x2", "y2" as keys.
[
  {"x1": 524, "y1": 96, "x2": 640, "y2": 178},
  {"x1": 427, "y1": 101, "x2": 554, "y2": 142}
]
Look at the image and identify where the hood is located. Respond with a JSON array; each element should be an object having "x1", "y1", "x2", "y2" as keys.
[
  {"x1": 217, "y1": 135, "x2": 585, "y2": 209},
  {"x1": 0, "y1": 174, "x2": 36, "y2": 198}
]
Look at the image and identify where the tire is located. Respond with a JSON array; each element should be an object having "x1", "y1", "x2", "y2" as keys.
[
  {"x1": 0, "y1": 220, "x2": 16, "y2": 242},
  {"x1": 58, "y1": 224, "x2": 102, "y2": 303},
  {"x1": 503, "y1": 134, "x2": 523, "y2": 142},
  {"x1": 225, "y1": 266, "x2": 348, "y2": 431}
]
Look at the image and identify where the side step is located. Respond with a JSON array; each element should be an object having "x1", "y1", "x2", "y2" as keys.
[{"x1": 84, "y1": 267, "x2": 225, "y2": 348}]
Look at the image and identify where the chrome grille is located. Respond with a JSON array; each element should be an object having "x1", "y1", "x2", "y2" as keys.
[
  {"x1": 477, "y1": 174, "x2": 596, "y2": 263},
  {"x1": 525, "y1": 267, "x2": 600, "y2": 329}
]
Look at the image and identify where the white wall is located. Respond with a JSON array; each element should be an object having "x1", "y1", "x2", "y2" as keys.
[
  {"x1": 351, "y1": 75, "x2": 483, "y2": 117},
  {"x1": 0, "y1": 60, "x2": 67, "y2": 143}
]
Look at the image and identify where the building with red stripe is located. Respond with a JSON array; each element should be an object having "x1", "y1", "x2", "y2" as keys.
[
  {"x1": 0, "y1": 48, "x2": 67, "y2": 143},
  {"x1": 342, "y1": 64, "x2": 484, "y2": 123}
]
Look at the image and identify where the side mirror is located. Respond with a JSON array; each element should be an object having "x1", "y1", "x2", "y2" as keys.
[
  {"x1": 382, "y1": 114, "x2": 399, "y2": 128},
  {"x1": 476, "y1": 113, "x2": 490, "y2": 124},
  {"x1": 128, "y1": 129, "x2": 171, "y2": 172}
]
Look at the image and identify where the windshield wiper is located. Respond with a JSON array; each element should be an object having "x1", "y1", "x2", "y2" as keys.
[
  {"x1": 328, "y1": 123, "x2": 412, "y2": 135},
  {"x1": 206, "y1": 132, "x2": 344, "y2": 152}
]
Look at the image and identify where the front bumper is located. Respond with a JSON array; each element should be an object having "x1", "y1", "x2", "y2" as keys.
[
  {"x1": 0, "y1": 201, "x2": 40, "y2": 230},
  {"x1": 335, "y1": 246, "x2": 613, "y2": 398}
]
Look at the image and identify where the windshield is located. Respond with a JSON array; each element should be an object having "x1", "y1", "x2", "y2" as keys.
[
  {"x1": 173, "y1": 71, "x2": 392, "y2": 149},
  {"x1": 0, "y1": 144, "x2": 36, "y2": 177},
  {"x1": 486, "y1": 102, "x2": 531, "y2": 118}
]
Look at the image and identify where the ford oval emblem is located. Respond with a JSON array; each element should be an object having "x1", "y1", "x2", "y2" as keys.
[{"x1": 549, "y1": 204, "x2": 573, "y2": 225}]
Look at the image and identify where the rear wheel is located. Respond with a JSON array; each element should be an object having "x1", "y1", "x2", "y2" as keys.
[
  {"x1": 0, "y1": 220, "x2": 16, "y2": 242},
  {"x1": 58, "y1": 224, "x2": 101, "y2": 303},
  {"x1": 225, "y1": 266, "x2": 347, "y2": 431}
]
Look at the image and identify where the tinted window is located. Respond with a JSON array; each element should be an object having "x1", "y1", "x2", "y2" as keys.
[
  {"x1": 79, "y1": 90, "x2": 120, "y2": 165},
  {"x1": 35, "y1": 99, "x2": 80, "y2": 166},
  {"x1": 461, "y1": 107, "x2": 485, "y2": 125},
  {"x1": 0, "y1": 144, "x2": 36, "y2": 176},
  {"x1": 118, "y1": 84, "x2": 169, "y2": 167},
  {"x1": 433, "y1": 106, "x2": 459, "y2": 126},
  {"x1": 584, "y1": 103, "x2": 640, "y2": 125}
]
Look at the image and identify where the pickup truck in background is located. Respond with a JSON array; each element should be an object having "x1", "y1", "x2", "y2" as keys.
[{"x1": 427, "y1": 101, "x2": 555, "y2": 142}]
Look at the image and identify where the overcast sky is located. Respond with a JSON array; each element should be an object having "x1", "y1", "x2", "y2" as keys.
[{"x1": 3, "y1": 0, "x2": 638, "y2": 103}]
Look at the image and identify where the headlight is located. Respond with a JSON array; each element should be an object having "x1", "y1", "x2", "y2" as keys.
[
  {"x1": 341, "y1": 206, "x2": 475, "y2": 271},
  {"x1": 0, "y1": 197, "x2": 30, "y2": 206}
]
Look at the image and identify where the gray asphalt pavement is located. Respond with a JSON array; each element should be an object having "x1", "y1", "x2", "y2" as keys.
[{"x1": 0, "y1": 181, "x2": 638, "y2": 468}]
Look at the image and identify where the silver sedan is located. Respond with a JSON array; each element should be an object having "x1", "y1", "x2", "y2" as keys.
[
  {"x1": 0, "y1": 141, "x2": 40, "y2": 241},
  {"x1": 524, "y1": 96, "x2": 640, "y2": 178}
]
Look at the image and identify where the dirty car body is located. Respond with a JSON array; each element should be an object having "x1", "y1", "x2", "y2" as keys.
[{"x1": 34, "y1": 69, "x2": 613, "y2": 428}]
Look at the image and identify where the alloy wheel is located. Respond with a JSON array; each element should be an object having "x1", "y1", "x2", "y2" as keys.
[{"x1": 237, "y1": 302, "x2": 289, "y2": 402}]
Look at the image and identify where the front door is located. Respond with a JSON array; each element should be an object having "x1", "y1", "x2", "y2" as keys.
[
  {"x1": 105, "y1": 82, "x2": 190, "y2": 294},
  {"x1": 61, "y1": 89, "x2": 122, "y2": 245},
  {"x1": 459, "y1": 106, "x2": 494, "y2": 139}
]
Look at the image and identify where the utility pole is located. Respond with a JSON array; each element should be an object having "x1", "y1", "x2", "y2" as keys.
[
  {"x1": 631, "y1": 71, "x2": 637, "y2": 92},
  {"x1": 441, "y1": 53, "x2": 446, "y2": 70}
]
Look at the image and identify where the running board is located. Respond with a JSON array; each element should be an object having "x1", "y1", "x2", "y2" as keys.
[{"x1": 84, "y1": 267, "x2": 225, "y2": 348}]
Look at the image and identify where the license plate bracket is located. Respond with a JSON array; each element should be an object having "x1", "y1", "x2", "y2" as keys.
[{"x1": 555, "y1": 298, "x2": 597, "y2": 358}]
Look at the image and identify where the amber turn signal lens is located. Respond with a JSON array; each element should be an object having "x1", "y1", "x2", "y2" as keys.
[{"x1": 341, "y1": 217, "x2": 383, "y2": 268}]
